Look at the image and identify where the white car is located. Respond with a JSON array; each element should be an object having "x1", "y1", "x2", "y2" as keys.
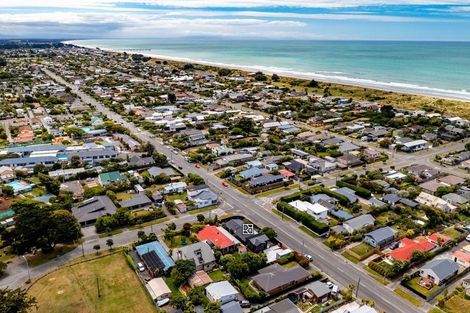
[
  {"x1": 157, "y1": 298, "x2": 170, "y2": 307},
  {"x1": 137, "y1": 262, "x2": 145, "y2": 272},
  {"x1": 466, "y1": 234, "x2": 470, "y2": 242},
  {"x1": 304, "y1": 254, "x2": 313, "y2": 262}
]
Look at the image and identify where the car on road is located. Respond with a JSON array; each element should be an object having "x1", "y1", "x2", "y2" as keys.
[
  {"x1": 222, "y1": 181, "x2": 229, "y2": 187},
  {"x1": 137, "y1": 262, "x2": 145, "y2": 272},
  {"x1": 178, "y1": 166, "x2": 183, "y2": 170},
  {"x1": 239, "y1": 300, "x2": 251, "y2": 308},
  {"x1": 304, "y1": 254, "x2": 313, "y2": 262},
  {"x1": 195, "y1": 164, "x2": 201, "y2": 168},
  {"x1": 157, "y1": 298, "x2": 170, "y2": 307}
]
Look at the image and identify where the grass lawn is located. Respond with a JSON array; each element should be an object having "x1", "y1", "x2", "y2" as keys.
[
  {"x1": 116, "y1": 192, "x2": 133, "y2": 201},
  {"x1": 27, "y1": 243, "x2": 78, "y2": 268},
  {"x1": 164, "y1": 276, "x2": 182, "y2": 297},
  {"x1": 282, "y1": 261, "x2": 299, "y2": 268},
  {"x1": 208, "y1": 269, "x2": 225, "y2": 282},
  {"x1": 189, "y1": 205, "x2": 219, "y2": 215},
  {"x1": 167, "y1": 193, "x2": 187, "y2": 202},
  {"x1": 341, "y1": 251, "x2": 359, "y2": 264},
  {"x1": 24, "y1": 187, "x2": 48, "y2": 198},
  {"x1": 441, "y1": 227, "x2": 462, "y2": 239},
  {"x1": 254, "y1": 184, "x2": 299, "y2": 198},
  {"x1": 349, "y1": 243, "x2": 374, "y2": 258},
  {"x1": 405, "y1": 277, "x2": 439, "y2": 297},
  {"x1": 428, "y1": 308, "x2": 444, "y2": 313},
  {"x1": 164, "y1": 235, "x2": 197, "y2": 248},
  {"x1": 0, "y1": 246, "x2": 15, "y2": 263},
  {"x1": 98, "y1": 229, "x2": 124, "y2": 238},
  {"x1": 394, "y1": 288, "x2": 423, "y2": 307},
  {"x1": 28, "y1": 252, "x2": 157, "y2": 313},
  {"x1": 363, "y1": 266, "x2": 390, "y2": 285},
  {"x1": 445, "y1": 293, "x2": 470, "y2": 313}
]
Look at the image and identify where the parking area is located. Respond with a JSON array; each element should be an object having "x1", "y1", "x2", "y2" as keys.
[{"x1": 129, "y1": 250, "x2": 152, "y2": 282}]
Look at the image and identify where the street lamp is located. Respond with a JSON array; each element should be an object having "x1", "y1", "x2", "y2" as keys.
[{"x1": 22, "y1": 255, "x2": 31, "y2": 282}]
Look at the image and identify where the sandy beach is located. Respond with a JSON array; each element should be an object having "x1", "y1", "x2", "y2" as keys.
[{"x1": 66, "y1": 41, "x2": 470, "y2": 102}]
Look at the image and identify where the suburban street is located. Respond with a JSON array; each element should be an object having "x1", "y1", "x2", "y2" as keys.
[{"x1": 29, "y1": 68, "x2": 433, "y2": 313}]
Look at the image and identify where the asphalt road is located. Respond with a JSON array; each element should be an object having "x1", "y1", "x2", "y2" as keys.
[{"x1": 35, "y1": 68, "x2": 431, "y2": 313}]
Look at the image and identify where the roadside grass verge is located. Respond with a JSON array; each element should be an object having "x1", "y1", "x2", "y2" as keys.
[
  {"x1": 394, "y1": 288, "x2": 423, "y2": 307},
  {"x1": 189, "y1": 205, "x2": 219, "y2": 215},
  {"x1": 98, "y1": 229, "x2": 124, "y2": 238},
  {"x1": 341, "y1": 251, "x2": 359, "y2": 264},
  {"x1": 363, "y1": 266, "x2": 390, "y2": 286},
  {"x1": 128, "y1": 217, "x2": 170, "y2": 230},
  {"x1": 254, "y1": 184, "x2": 299, "y2": 198},
  {"x1": 27, "y1": 243, "x2": 78, "y2": 268},
  {"x1": 299, "y1": 226, "x2": 319, "y2": 239},
  {"x1": 271, "y1": 209, "x2": 296, "y2": 222}
]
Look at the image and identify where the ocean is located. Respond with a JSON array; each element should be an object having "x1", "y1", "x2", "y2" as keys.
[{"x1": 68, "y1": 39, "x2": 470, "y2": 101}]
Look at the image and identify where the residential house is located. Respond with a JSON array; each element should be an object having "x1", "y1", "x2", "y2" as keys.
[
  {"x1": 60, "y1": 180, "x2": 84, "y2": 200},
  {"x1": 239, "y1": 167, "x2": 268, "y2": 180},
  {"x1": 400, "y1": 140, "x2": 428, "y2": 152},
  {"x1": 415, "y1": 192, "x2": 457, "y2": 213},
  {"x1": 128, "y1": 155, "x2": 155, "y2": 167},
  {"x1": 197, "y1": 225, "x2": 240, "y2": 254},
  {"x1": 163, "y1": 182, "x2": 187, "y2": 194},
  {"x1": 388, "y1": 238, "x2": 436, "y2": 262},
  {"x1": 148, "y1": 166, "x2": 174, "y2": 177},
  {"x1": 71, "y1": 195, "x2": 117, "y2": 226},
  {"x1": 224, "y1": 219, "x2": 269, "y2": 252},
  {"x1": 146, "y1": 278, "x2": 171, "y2": 301},
  {"x1": 136, "y1": 241, "x2": 175, "y2": 276},
  {"x1": 205, "y1": 281, "x2": 239, "y2": 304},
  {"x1": 305, "y1": 281, "x2": 331, "y2": 303},
  {"x1": 221, "y1": 301, "x2": 243, "y2": 313},
  {"x1": 363, "y1": 227, "x2": 395, "y2": 248},
  {"x1": 119, "y1": 193, "x2": 152, "y2": 210},
  {"x1": 343, "y1": 214, "x2": 375, "y2": 234},
  {"x1": 175, "y1": 241, "x2": 216, "y2": 272},
  {"x1": 48, "y1": 167, "x2": 86, "y2": 179},
  {"x1": 337, "y1": 153, "x2": 363, "y2": 167},
  {"x1": 252, "y1": 263, "x2": 311, "y2": 295},
  {"x1": 419, "y1": 259, "x2": 459, "y2": 286},
  {"x1": 98, "y1": 171, "x2": 127, "y2": 186},
  {"x1": 289, "y1": 200, "x2": 328, "y2": 220},
  {"x1": 363, "y1": 148, "x2": 381, "y2": 161},
  {"x1": 187, "y1": 185, "x2": 219, "y2": 208},
  {"x1": 453, "y1": 250, "x2": 470, "y2": 268},
  {"x1": 253, "y1": 299, "x2": 301, "y2": 313},
  {"x1": 334, "y1": 187, "x2": 358, "y2": 203},
  {"x1": 0, "y1": 166, "x2": 15, "y2": 182},
  {"x1": 249, "y1": 174, "x2": 284, "y2": 188},
  {"x1": 308, "y1": 158, "x2": 336, "y2": 174}
]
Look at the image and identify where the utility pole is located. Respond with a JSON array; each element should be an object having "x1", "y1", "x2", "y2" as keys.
[
  {"x1": 81, "y1": 242, "x2": 85, "y2": 257},
  {"x1": 22, "y1": 256, "x2": 31, "y2": 282},
  {"x1": 356, "y1": 277, "x2": 361, "y2": 297}
]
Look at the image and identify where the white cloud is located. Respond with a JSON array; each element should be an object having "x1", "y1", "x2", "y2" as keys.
[{"x1": 1, "y1": 0, "x2": 470, "y2": 9}]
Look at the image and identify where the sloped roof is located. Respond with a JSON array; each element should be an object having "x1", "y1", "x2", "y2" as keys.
[{"x1": 420, "y1": 259, "x2": 459, "y2": 280}]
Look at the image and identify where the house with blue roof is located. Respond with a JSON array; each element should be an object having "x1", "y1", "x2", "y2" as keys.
[
  {"x1": 239, "y1": 167, "x2": 268, "y2": 180},
  {"x1": 136, "y1": 241, "x2": 175, "y2": 276},
  {"x1": 246, "y1": 160, "x2": 263, "y2": 168}
]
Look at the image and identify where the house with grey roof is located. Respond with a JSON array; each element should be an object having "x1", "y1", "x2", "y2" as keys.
[
  {"x1": 205, "y1": 281, "x2": 239, "y2": 304},
  {"x1": 334, "y1": 187, "x2": 358, "y2": 203},
  {"x1": 343, "y1": 214, "x2": 375, "y2": 234},
  {"x1": 148, "y1": 166, "x2": 174, "y2": 177},
  {"x1": 306, "y1": 281, "x2": 331, "y2": 303},
  {"x1": 252, "y1": 263, "x2": 311, "y2": 295},
  {"x1": 187, "y1": 185, "x2": 219, "y2": 209},
  {"x1": 128, "y1": 155, "x2": 155, "y2": 167},
  {"x1": 442, "y1": 193, "x2": 469, "y2": 206},
  {"x1": 254, "y1": 299, "x2": 301, "y2": 313},
  {"x1": 119, "y1": 193, "x2": 152, "y2": 210},
  {"x1": 72, "y1": 195, "x2": 117, "y2": 226},
  {"x1": 419, "y1": 259, "x2": 459, "y2": 285},
  {"x1": 363, "y1": 226, "x2": 395, "y2": 248},
  {"x1": 249, "y1": 174, "x2": 284, "y2": 188},
  {"x1": 175, "y1": 241, "x2": 216, "y2": 272},
  {"x1": 239, "y1": 167, "x2": 268, "y2": 180},
  {"x1": 221, "y1": 301, "x2": 243, "y2": 313}
]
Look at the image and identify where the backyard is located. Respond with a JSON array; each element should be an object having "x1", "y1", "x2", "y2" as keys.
[
  {"x1": 404, "y1": 277, "x2": 440, "y2": 298},
  {"x1": 28, "y1": 252, "x2": 157, "y2": 313},
  {"x1": 443, "y1": 291, "x2": 470, "y2": 313}
]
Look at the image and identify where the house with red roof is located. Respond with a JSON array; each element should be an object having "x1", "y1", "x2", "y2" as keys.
[
  {"x1": 453, "y1": 250, "x2": 470, "y2": 268},
  {"x1": 197, "y1": 225, "x2": 240, "y2": 254},
  {"x1": 388, "y1": 237, "x2": 436, "y2": 262},
  {"x1": 427, "y1": 233, "x2": 452, "y2": 247},
  {"x1": 279, "y1": 169, "x2": 296, "y2": 180}
]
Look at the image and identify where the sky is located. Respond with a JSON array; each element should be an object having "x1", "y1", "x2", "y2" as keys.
[{"x1": 1, "y1": 1, "x2": 470, "y2": 41}]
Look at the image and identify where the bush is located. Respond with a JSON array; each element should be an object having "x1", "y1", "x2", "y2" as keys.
[
  {"x1": 336, "y1": 180, "x2": 371, "y2": 198},
  {"x1": 126, "y1": 254, "x2": 136, "y2": 271},
  {"x1": 277, "y1": 202, "x2": 329, "y2": 235}
]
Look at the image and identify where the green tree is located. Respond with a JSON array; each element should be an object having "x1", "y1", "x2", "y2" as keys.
[
  {"x1": 93, "y1": 244, "x2": 101, "y2": 254},
  {"x1": 0, "y1": 288, "x2": 37, "y2": 313},
  {"x1": 204, "y1": 302, "x2": 221, "y2": 313},
  {"x1": 38, "y1": 173, "x2": 60, "y2": 195},
  {"x1": 50, "y1": 210, "x2": 82, "y2": 243},
  {"x1": 196, "y1": 214, "x2": 205, "y2": 223},
  {"x1": 254, "y1": 71, "x2": 267, "y2": 81},
  {"x1": 106, "y1": 239, "x2": 114, "y2": 250},
  {"x1": 33, "y1": 164, "x2": 47, "y2": 175},
  {"x1": 0, "y1": 261, "x2": 6, "y2": 276},
  {"x1": 217, "y1": 68, "x2": 232, "y2": 76},
  {"x1": 307, "y1": 79, "x2": 319, "y2": 88},
  {"x1": 2, "y1": 185, "x2": 14, "y2": 197},
  {"x1": 226, "y1": 257, "x2": 249, "y2": 279},
  {"x1": 170, "y1": 294, "x2": 188, "y2": 310},
  {"x1": 260, "y1": 227, "x2": 277, "y2": 239},
  {"x1": 171, "y1": 259, "x2": 196, "y2": 286},
  {"x1": 234, "y1": 117, "x2": 256, "y2": 134},
  {"x1": 186, "y1": 173, "x2": 205, "y2": 186},
  {"x1": 271, "y1": 73, "x2": 280, "y2": 82},
  {"x1": 0, "y1": 58, "x2": 6, "y2": 67}
]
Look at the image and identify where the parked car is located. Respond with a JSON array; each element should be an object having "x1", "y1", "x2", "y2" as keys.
[
  {"x1": 304, "y1": 254, "x2": 313, "y2": 262},
  {"x1": 157, "y1": 298, "x2": 170, "y2": 307},
  {"x1": 466, "y1": 234, "x2": 470, "y2": 242},
  {"x1": 239, "y1": 300, "x2": 251, "y2": 308},
  {"x1": 222, "y1": 181, "x2": 229, "y2": 187},
  {"x1": 137, "y1": 262, "x2": 145, "y2": 272},
  {"x1": 195, "y1": 164, "x2": 201, "y2": 168}
]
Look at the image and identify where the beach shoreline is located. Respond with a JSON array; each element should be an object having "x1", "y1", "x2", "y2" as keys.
[{"x1": 65, "y1": 40, "x2": 470, "y2": 102}]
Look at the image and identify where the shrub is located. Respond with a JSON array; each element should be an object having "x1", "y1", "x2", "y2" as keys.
[
  {"x1": 336, "y1": 180, "x2": 371, "y2": 198},
  {"x1": 126, "y1": 254, "x2": 136, "y2": 271},
  {"x1": 276, "y1": 202, "x2": 329, "y2": 235}
]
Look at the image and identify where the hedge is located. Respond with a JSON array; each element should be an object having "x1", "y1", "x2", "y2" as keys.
[
  {"x1": 126, "y1": 254, "x2": 136, "y2": 271},
  {"x1": 277, "y1": 201, "x2": 329, "y2": 236},
  {"x1": 336, "y1": 180, "x2": 371, "y2": 198},
  {"x1": 280, "y1": 186, "x2": 350, "y2": 206}
]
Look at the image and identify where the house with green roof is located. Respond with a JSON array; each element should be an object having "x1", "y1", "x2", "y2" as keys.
[{"x1": 98, "y1": 171, "x2": 127, "y2": 186}]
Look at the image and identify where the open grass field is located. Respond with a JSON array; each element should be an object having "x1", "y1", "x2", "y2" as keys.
[
  {"x1": 444, "y1": 292, "x2": 470, "y2": 313},
  {"x1": 27, "y1": 243, "x2": 78, "y2": 267},
  {"x1": 28, "y1": 252, "x2": 157, "y2": 313}
]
